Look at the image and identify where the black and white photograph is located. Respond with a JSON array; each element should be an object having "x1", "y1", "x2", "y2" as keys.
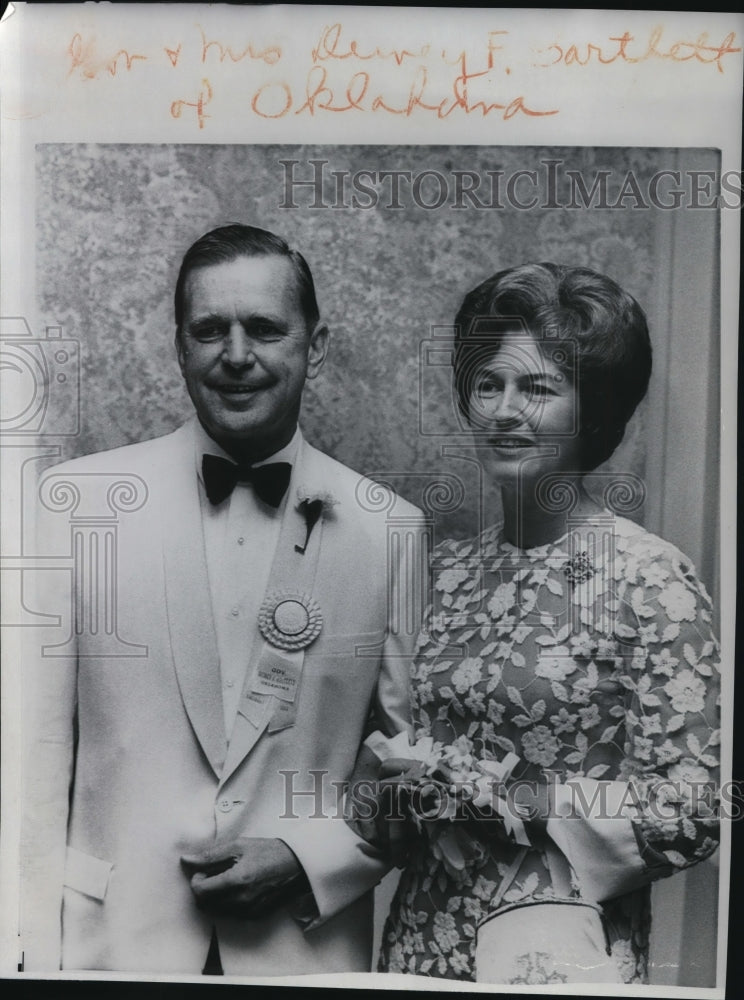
[{"x1": 0, "y1": 6, "x2": 741, "y2": 997}]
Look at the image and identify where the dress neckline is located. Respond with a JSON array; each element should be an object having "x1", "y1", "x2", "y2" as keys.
[{"x1": 495, "y1": 508, "x2": 618, "y2": 555}]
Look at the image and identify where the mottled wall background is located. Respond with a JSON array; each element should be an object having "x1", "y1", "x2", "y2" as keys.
[
  {"x1": 36, "y1": 145, "x2": 717, "y2": 570},
  {"x1": 35, "y1": 144, "x2": 721, "y2": 986}
]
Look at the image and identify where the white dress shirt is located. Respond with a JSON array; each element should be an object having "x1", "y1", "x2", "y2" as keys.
[{"x1": 193, "y1": 421, "x2": 301, "y2": 734}]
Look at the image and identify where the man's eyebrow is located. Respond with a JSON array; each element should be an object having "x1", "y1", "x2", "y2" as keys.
[
  {"x1": 186, "y1": 311, "x2": 288, "y2": 327},
  {"x1": 477, "y1": 367, "x2": 556, "y2": 380},
  {"x1": 244, "y1": 313, "x2": 287, "y2": 327},
  {"x1": 186, "y1": 312, "x2": 227, "y2": 325}
]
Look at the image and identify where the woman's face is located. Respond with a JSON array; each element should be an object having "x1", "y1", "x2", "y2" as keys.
[{"x1": 467, "y1": 329, "x2": 584, "y2": 487}]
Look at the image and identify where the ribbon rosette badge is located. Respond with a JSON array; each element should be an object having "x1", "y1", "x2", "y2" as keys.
[{"x1": 259, "y1": 591, "x2": 323, "y2": 651}]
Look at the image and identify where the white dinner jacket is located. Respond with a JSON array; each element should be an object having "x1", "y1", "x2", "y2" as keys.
[{"x1": 21, "y1": 419, "x2": 425, "y2": 975}]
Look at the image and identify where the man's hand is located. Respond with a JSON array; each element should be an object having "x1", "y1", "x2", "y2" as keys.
[
  {"x1": 377, "y1": 757, "x2": 428, "y2": 867},
  {"x1": 180, "y1": 837, "x2": 309, "y2": 919}
]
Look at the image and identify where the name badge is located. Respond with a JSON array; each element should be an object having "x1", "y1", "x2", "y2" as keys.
[
  {"x1": 268, "y1": 697, "x2": 298, "y2": 734},
  {"x1": 240, "y1": 689, "x2": 268, "y2": 728},
  {"x1": 252, "y1": 648, "x2": 303, "y2": 703}
]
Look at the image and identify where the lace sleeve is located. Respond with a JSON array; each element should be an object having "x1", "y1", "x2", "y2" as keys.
[
  {"x1": 614, "y1": 539, "x2": 721, "y2": 875},
  {"x1": 546, "y1": 534, "x2": 721, "y2": 903}
]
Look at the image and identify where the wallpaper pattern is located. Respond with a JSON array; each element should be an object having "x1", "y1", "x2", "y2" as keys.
[{"x1": 36, "y1": 144, "x2": 701, "y2": 541}]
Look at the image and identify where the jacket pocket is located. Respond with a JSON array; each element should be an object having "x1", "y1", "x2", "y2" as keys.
[
  {"x1": 64, "y1": 846, "x2": 113, "y2": 901},
  {"x1": 311, "y1": 630, "x2": 385, "y2": 657}
]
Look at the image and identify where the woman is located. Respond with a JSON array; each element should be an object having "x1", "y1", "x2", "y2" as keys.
[{"x1": 350, "y1": 263, "x2": 720, "y2": 985}]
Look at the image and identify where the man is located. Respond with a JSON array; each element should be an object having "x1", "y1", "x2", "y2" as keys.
[{"x1": 21, "y1": 225, "x2": 425, "y2": 975}]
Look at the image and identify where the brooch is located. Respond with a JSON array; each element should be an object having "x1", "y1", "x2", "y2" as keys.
[
  {"x1": 562, "y1": 551, "x2": 596, "y2": 585},
  {"x1": 258, "y1": 591, "x2": 323, "y2": 651}
]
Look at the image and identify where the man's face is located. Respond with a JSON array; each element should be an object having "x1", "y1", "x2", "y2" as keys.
[{"x1": 176, "y1": 254, "x2": 328, "y2": 461}]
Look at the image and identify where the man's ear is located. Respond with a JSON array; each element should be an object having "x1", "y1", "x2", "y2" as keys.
[
  {"x1": 175, "y1": 329, "x2": 186, "y2": 375},
  {"x1": 306, "y1": 322, "x2": 329, "y2": 381}
]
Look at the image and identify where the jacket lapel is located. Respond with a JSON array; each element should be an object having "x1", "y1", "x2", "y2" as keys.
[
  {"x1": 161, "y1": 422, "x2": 227, "y2": 777},
  {"x1": 219, "y1": 440, "x2": 329, "y2": 786}
]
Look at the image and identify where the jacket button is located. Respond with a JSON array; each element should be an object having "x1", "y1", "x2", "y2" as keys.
[{"x1": 218, "y1": 798, "x2": 233, "y2": 813}]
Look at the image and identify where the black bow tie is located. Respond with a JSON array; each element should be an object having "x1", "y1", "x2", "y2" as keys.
[{"x1": 202, "y1": 454, "x2": 292, "y2": 508}]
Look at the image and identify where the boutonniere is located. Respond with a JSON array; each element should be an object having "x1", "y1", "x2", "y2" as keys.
[{"x1": 295, "y1": 487, "x2": 338, "y2": 554}]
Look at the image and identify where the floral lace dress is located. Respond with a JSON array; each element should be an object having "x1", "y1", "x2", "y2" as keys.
[{"x1": 378, "y1": 515, "x2": 720, "y2": 983}]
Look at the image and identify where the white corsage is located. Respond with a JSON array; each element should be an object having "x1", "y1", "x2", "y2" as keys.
[{"x1": 363, "y1": 730, "x2": 531, "y2": 878}]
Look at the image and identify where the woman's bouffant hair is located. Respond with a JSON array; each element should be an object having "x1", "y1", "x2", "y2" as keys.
[{"x1": 453, "y1": 262, "x2": 652, "y2": 471}]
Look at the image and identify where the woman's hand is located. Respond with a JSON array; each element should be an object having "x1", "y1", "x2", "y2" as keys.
[
  {"x1": 345, "y1": 752, "x2": 427, "y2": 867},
  {"x1": 462, "y1": 773, "x2": 552, "y2": 844}
]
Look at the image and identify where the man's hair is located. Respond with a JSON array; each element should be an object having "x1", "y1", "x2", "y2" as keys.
[
  {"x1": 453, "y1": 262, "x2": 652, "y2": 471},
  {"x1": 174, "y1": 223, "x2": 320, "y2": 334}
]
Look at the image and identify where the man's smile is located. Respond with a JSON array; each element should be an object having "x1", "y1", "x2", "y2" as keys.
[
  {"x1": 210, "y1": 381, "x2": 273, "y2": 395},
  {"x1": 488, "y1": 434, "x2": 534, "y2": 449}
]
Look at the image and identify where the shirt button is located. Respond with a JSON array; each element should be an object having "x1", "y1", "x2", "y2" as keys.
[
  {"x1": 231, "y1": 606, "x2": 239, "y2": 617},
  {"x1": 217, "y1": 798, "x2": 233, "y2": 813},
  {"x1": 237, "y1": 536, "x2": 245, "y2": 545},
  {"x1": 225, "y1": 679, "x2": 235, "y2": 688}
]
